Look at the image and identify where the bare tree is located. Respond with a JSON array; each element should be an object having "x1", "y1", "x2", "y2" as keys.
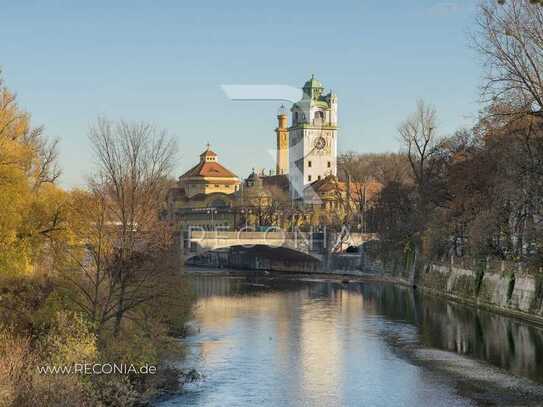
[
  {"x1": 88, "y1": 118, "x2": 177, "y2": 336},
  {"x1": 398, "y1": 100, "x2": 440, "y2": 197},
  {"x1": 26, "y1": 127, "x2": 61, "y2": 189},
  {"x1": 371, "y1": 153, "x2": 411, "y2": 186},
  {"x1": 59, "y1": 188, "x2": 114, "y2": 330},
  {"x1": 475, "y1": 0, "x2": 543, "y2": 116},
  {"x1": 497, "y1": 1, "x2": 543, "y2": 5},
  {"x1": 338, "y1": 152, "x2": 411, "y2": 231}
]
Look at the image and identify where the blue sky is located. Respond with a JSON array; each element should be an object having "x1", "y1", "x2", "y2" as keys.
[{"x1": 1, "y1": 0, "x2": 481, "y2": 187}]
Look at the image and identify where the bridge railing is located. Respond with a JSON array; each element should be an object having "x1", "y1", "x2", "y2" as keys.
[
  {"x1": 186, "y1": 230, "x2": 376, "y2": 239},
  {"x1": 188, "y1": 230, "x2": 316, "y2": 240},
  {"x1": 182, "y1": 229, "x2": 378, "y2": 256},
  {"x1": 184, "y1": 230, "x2": 324, "y2": 254}
]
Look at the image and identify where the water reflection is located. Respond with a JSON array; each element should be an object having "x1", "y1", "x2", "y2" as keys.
[
  {"x1": 162, "y1": 273, "x2": 543, "y2": 407},
  {"x1": 412, "y1": 292, "x2": 543, "y2": 383}
]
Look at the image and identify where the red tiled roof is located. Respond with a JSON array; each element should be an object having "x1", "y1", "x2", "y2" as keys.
[
  {"x1": 180, "y1": 157, "x2": 238, "y2": 179},
  {"x1": 180, "y1": 147, "x2": 238, "y2": 180}
]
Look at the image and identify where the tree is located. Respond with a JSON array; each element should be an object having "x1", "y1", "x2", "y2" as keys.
[
  {"x1": 0, "y1": 73, "x2": 65, "y2": 276},
  {"x1": 59, "y1": 188, "x2": 115, "y2": 331},
  {"x1": 497, "y1": 0, "x2": 543, "y2": 6},
  {"x1": 338, "y1": 152, "x2": 410, "y2": 231},
  {"x1": 86, "y1": 118, "x2": 178, "y2": 336},
  {"x1": 473, "y1": 113, "x2": 543, "y2": 259},
  {"x1": 338, "y1": 152, "x2": 373, "y2": 227},
  {"x1": 476, "y1": 0, "x2": 543, "y2": 116},
  {"x1": 0, "y1": 78, "x2": 194, "y2": 405},
  {"x1": 398, "y1": 100, "x2": 441, "y2": 196}
]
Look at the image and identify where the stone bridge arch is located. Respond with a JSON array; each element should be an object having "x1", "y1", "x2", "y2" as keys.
[
  {"x1": 182, "y1": 230, "x2": 325, "y2": 263},
  {"x1": 185, "y1": 244, "x2": 324, "y2": 272},
  {"x1": 180, "y1": 229, "x2": 379, "y2": 271}
]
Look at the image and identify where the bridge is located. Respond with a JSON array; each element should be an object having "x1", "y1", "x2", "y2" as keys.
[{"x1": 181, "y1": 229, "x2": 377, "y2": 264}]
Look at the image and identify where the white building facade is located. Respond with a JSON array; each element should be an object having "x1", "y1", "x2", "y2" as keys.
[{"x1": 288, "y1": 75, "x2": 338, "y2": 201}]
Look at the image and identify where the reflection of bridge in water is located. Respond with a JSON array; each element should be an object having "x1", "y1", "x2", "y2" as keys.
[{"x1": 181, "y1": 230, "x2": 378, "y2": 266}]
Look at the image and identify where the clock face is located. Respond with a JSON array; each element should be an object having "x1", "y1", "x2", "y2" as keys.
[{"x1": 314, "y1": 136, "x2": 326, "y2": 150}]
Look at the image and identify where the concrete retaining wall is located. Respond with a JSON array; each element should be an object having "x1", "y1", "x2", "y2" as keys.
[
  {"x1": 359, "y1": 251, "x2": 543, "y2": 322},
  {"x1": 422, "y1": 265, "x2": 539, "y2": 315}
]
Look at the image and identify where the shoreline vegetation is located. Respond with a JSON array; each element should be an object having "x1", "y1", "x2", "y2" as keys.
[
  {"x1": 0, "y1": 78, "x2": 195, "y2": 406},
  {"x1": 2, "y1": 1, "x2": 543, "y2": 406},
  {"x1": 333, "y1": 1, "x2": 543, "y2": 335}
]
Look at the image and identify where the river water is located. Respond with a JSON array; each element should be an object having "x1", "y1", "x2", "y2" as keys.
[{"x1": 159, "y1": 268, "x2": 543, "y2": 406}]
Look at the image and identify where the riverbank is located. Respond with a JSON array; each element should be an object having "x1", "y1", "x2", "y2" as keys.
[
  {"x1": 164, "y1": 270, "x2": 543, "y2": 407},
  {"x1": 362, "y1": 252, "x2": 543, "y2": 327},
  {"x1": 186, "y1": 255, "x2": 543, "y2": 331},
  {"x1": 184, "y1": 241, "x2": 543, "y2": 325},
  {"x1": 398, "y1": 346, "x2": 543, "y2": 406}
]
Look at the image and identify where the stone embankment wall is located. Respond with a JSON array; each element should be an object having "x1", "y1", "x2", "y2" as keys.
[
  {"x1": 418, "y1": 263, "x2": 543, "y2": 321},
  {"x1": 365, "y1": 254, "x2": 543, "y2": 322}
]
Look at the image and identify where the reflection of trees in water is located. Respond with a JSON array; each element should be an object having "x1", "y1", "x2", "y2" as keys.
[
  {"x1": 356, "y1": 283, "x2": 543, "y2": 383},
  {"x1": 355, "y1": 283, "x2": 419, "y2": 322},
  {"x1": 413, "y1": 296, "x2": 543, "y2": 382},
  {"x1": 188, "y1": 275, "x2": 543, "y2": 384},
  {"x1": 188, "y1": 275, "x2": 244, "y2": 298}
]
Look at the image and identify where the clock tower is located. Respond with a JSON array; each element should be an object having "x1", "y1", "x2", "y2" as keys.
[{"x1": 289, "y1": 75, "x2": 338, "y2": 201}]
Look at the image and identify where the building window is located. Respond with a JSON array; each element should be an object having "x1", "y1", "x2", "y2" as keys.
[
  {"x1": 327, "y1": 161, "x2": 331, "y2": 168},
  {"x1": 314, "y1": 111, "x2": 324, "y2": 125},
  {"x1": 215, "y1": 184, "x2": 219, "y2": 187},
  {"x1": 308, "y1": 175, "x2": 312, "y2": 182},
  {"x1": 308, "y1": 161, "x2": 312, "y2": 168},
  {"x1": 318, "y1": 175, "x2": 321, "y2": 180}
]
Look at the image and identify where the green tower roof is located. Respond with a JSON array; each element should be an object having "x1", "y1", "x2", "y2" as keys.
[{"x1": 303, "y1": 74, "x2": 323, "y2": 89}]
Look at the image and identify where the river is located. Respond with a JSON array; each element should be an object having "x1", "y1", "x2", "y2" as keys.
[{"x1": 158, "y1": 268, "x2": 543, "y2": 406}]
